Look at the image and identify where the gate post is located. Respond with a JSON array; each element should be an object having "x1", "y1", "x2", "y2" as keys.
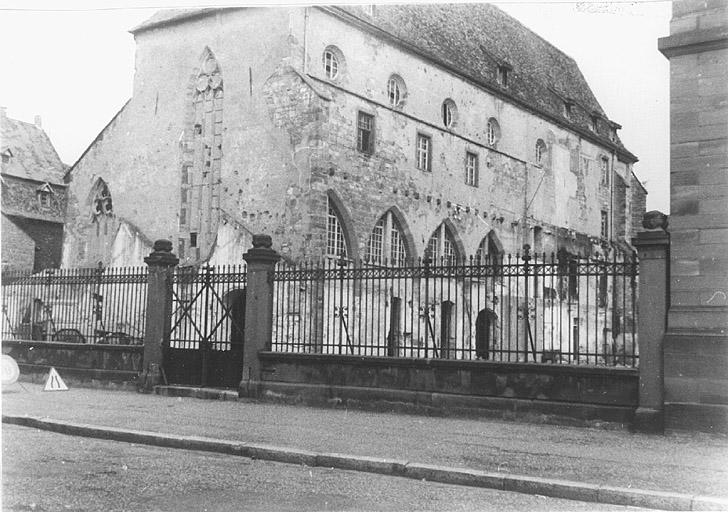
[
  {"x1": 240, "y1": 234, "x2": 280, "y2": 398},
  {"x1": 139, "y1": 240, "x2": 179, "y2": 392},
  {"x1": 632, "y1": 212, "x2": 669, "y2": 433}
]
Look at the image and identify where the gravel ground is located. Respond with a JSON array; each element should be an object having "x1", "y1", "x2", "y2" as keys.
[
  {"x1": 3, "y1": 384, "x2": 728, "y2": 498},
  {"x1": 2, "y1": 425, "x2": 647, "y2": 512}
]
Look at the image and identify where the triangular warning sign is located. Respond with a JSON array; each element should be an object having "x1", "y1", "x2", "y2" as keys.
[{"x1": 43, "y1": 367, "x2": 68, "y2": 391}]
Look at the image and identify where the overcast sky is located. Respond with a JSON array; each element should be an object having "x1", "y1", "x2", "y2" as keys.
[{"x1": 0, "y1": 0, "x2": 672, "y2": 212}]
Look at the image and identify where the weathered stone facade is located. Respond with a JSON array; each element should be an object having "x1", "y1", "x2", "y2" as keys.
[
  {"x1": 659, "y1": 0, "x2": 728, "y2": 432},
  {"x1": 63, "y1": 5, "x2": 645, "y2": 269},
  {"x1": 1, "y1": 110, "x2": 67, "y2": 272}
]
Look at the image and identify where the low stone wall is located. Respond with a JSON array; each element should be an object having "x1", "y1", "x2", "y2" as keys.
[
  {"x1": 3, "y1": 339, "x2": 142, "y2": 386},
  {"x1": 252, "y1": 352, "x2": 638, "y2": 425}
]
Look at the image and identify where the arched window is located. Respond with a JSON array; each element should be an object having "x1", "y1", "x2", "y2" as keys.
[
  {"x1": 387, "y1": 75, "x2": 406, "y2": 108},
  {"x1": 91, "y1": 179, "x2": 113, "y2": 218},
  {"x1": 179, "y1": 49, "x2": 224, "y2": 262},
  {"x1": 474, "y1": 231, "x2": 504, "y2": 265},
  {"x1": 366, "y1": 211, "x2": 409, "y2": 266},
  {"x1": 87, "y1": 178, "x2": 117, "y2": 266},
  {"x1": 323, "y1": 46, "x2": 345, "y2": 80},
  {"x1": 326, "y1": 197, "x2": 349, "y2": 259},
  {"x1": 486, "y1": 118, "x2": 500, "y2": 146},
  {"x1": 427, "y1": 224, "x2": 459, "y2": 265},
  {"x1": 442, "y1": 99, "x2": 457, "y2": 128},
  {"x1": 535, "y1": 139, "x2": 547, "y2": 165}
]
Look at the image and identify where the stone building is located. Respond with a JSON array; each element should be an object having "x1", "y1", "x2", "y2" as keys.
[
  {"x1": 62, "y1": 5, "x2": 646, "y2": 270},
  {"x1": 1, "y1": 108, "x2": 67, "y2": 272},
  {"x1": 658, "y1": 0, "x2": 728, "y2": 431}
]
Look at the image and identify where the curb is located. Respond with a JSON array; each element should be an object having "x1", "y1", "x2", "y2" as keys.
[{"x1": 4, "y1": 414, "x2": 727, "y2": 511}]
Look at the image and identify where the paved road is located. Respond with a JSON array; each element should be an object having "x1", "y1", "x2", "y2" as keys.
[
  {"x1": 3, "y1": 425, "x2": 647, "y2": 512},
  {"x1": 3, "y1": 385, "x2": 727, "y2": 499}
]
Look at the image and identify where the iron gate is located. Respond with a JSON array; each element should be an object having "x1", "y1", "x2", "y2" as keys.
[{"x1": 164, "y1": 264, "x2": 247, "y2": 388}]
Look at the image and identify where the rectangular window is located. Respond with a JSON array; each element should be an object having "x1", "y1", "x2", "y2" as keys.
[
  {"x1": 465, "y1": 152, "x2": 478, "y2": 186},
  {"x1": 601, "y1": 210, "x2": 609, "y2": 239},
  {"x1": 190, "y1": 232, "x2": 198, "y2": 247},
  {"x1": 600, "y1": 157, "x2": 610, "y2": 186},
  {"x1": 357, "y1": 112, "x2": 374, "y2": 154},
  {"x1": 416, "y1": 133, "x2": 432, "y2": 172},
  {"x1": 580, "y1": 156, "x2": 590, "y2": 175}
]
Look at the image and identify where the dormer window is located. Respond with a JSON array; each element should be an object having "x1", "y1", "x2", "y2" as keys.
[
  {"x1": 562, "y1": 101, "x2": 573, "y2": 120},
  {"x1": 36, "y1": 182, "x2": 53, "y2": 208},
  {"x1": 591, "y1": 114, "x2": 599, "y2": 132},
  {"x1": 497, "y1": 64, "x2": 511, "y2": 88},
  {"x1": 1, "y1": 148, "x2": 12, "y2": 164}
]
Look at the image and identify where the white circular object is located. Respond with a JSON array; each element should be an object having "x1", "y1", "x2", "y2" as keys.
[{"x1": 1, "y1": 355, "x2": 20, "y2": 385}]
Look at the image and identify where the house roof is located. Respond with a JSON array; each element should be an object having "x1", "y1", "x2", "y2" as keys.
[
  {"x1": 131, "y1": 4, "x2": 636, "y2": 161},
  {"x1": 0, "y1": 114, "x2": 66, "y2": 184}
]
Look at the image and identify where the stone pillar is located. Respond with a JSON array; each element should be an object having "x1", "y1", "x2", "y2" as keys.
[
  {"x1": 138, "y1": 240, "x2": 179, "y2": 392},
  {"x1": 632, "y1": 219, "x2": 670, "y2": 433},
  {"x1": 239, "y1": 234, "x2": 281, "y2": 398}
]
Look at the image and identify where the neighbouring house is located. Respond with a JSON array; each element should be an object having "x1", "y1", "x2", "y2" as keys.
[
  {"x1": 659, "y1": 0, "x2": 728, "y2": 432},
  {"x1": 62, "y1": 5, "x2": 646, "y2": 270},
  {"x1": 1, "y1": 108, "x2": 67, "y2": 273}
]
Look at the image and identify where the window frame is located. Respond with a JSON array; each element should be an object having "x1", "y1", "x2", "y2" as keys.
[
  {"x1": 441, "y1": 99, "x2": 457, "y2": 129},
  {"x1": 416, "y1": 133, "x2": 432, "y2": 172},
  {"x1": 386, "y1": 75, "x2": 406, "y2": 108},
  {"x1": 535, "y1": 139, "x2": 546, "y2": 165},
  {"x1": 323, "y1": 47, "x2": 342, "y2": 81},
  {"x1": 486, "y1": 118, "x2": 500, "y2": 147},
  {"x1": 600, "y1": 156, "x2": 610, "y2": 186},
  {"x1": 600, "y1": 210, "x2": 609, "y2": 239},
  {"x1": 356, "y1": 111, "x2": 375, "y2": 155},
  {"x1": 326, "y1": 200, "x2": 349, "y2": 259},
  {"x1": 465, "y1": 151, "x2": 479, "y2": 187}
]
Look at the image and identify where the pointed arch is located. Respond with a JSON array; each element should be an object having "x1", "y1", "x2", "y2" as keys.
[
  {"x1": 426, "y1": 219, "x2": 464, "y2": 265},
  {"x1": 179, "y1": 46, "x2": 224, "y2": 263},
  {"x1": 475, "y1": 230, "x2": 504, "y2": 264},
  {"x1": 326, "y1": 189, "x2": 358, "y2": 260},
  {"x1": 365, "y1": 206, "x2": 415, "y2": 265},
  {"x1": 88, "y1": 178, "x2": 113, "y2": 219}
]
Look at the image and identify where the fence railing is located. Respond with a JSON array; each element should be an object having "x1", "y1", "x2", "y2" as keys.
[
  {"x1": 272, "y1": 248, "x2": 639, "y2": 367},
  {"x1": 1, "y1": 266, "x2": 148, "y2": 345}
]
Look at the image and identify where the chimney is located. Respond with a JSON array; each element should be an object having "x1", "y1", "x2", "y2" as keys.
[
  {"x1": 0, "y1": 106, "x2": 6, "y2": 119},
  {"x1": 34, "y1": 115, "x2": 42, "y2": 129}
]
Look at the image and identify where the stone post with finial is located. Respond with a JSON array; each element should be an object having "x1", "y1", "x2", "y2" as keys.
[
  {"x1": 239, "y1": 234, "x2": 281, "y2": 398},
  {"x1": 139, "y1": 240, "x2": 179, "y2": 392}
]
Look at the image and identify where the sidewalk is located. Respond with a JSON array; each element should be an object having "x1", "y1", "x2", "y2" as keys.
[{"x1": 3, "y1": 383, "x2": 728, "y2": 509}]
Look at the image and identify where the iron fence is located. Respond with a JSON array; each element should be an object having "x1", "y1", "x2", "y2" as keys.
[
  {"x1": 272, "y1": 248, "x2": 639, "y2": 367},
  {"x1": 1, "y1": 266, "x2": 148, "y2": 344}
]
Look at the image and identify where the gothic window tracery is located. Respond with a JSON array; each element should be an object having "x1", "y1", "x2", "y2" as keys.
[
  {"x1": 366, "y1": 211, "x2": 408, "y2": 266},
  {"x1": 179, "y1": 50, "x2": 224, "y2": 262}
]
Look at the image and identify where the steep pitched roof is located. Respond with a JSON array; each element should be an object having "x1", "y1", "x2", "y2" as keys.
[
  {"x1": 328, "y1": 4, "x2": 633, "y2": 159},
  {"x1": 0, "y1": 114, "x2": 66, "y2": 183},
  {"x1": 131, "y1": 4, "x2": 636, "y2": 160}
]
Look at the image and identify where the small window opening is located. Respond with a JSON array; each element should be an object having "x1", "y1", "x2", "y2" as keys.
[
  {"x1": 441, "y1": 99, "x2": 457, "y2": 128},
  {"x1": 190, "y1": 232, "x2": 198, "y2": 247},
  {"x1": 535, "y1": 139, "x2": 546, "y2": 165},
  {"x1": 357, "y1": 111, "x2": 374, "y2": 154},
  {"x1": 416, "y1": 133, "x2": 432, "y2": 172},
  {"x1": 465, "y1": 151, "x2": 478, "y2": 187}
]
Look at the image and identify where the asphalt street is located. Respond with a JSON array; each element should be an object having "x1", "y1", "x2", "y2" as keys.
[{"x1": 2, "y1": 425, "x2": 648, "y2": 512}]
